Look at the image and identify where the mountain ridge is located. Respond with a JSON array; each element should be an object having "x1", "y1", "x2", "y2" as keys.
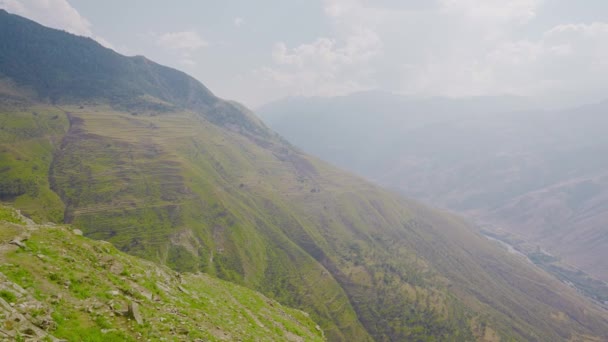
[{"x1": 0, "y1": 9, "x2": 269, "y2": 139}]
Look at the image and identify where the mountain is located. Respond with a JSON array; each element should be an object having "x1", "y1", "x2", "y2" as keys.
[
  {"x1": 0, "y1": 9, "x2": 267, "y2": 137},
  {"x1": 258, "y1": 93, "x2": 608, "y2": 286},
  {"x1": 1, "y1": 10, "x2": 608, "y2": 341},
  {"x1": 257, "y1": 92, "x2": 541, "y2": 176},
  {"x1": 0, "y1": 205, "x2": 324, "y2": 341}
]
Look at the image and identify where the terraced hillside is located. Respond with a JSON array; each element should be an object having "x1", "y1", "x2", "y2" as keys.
[{"x1": 1, "y1": 10, "x2": 608, "y2": 341}]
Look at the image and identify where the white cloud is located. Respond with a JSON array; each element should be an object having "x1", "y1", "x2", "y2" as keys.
[
  {"x1": 544, "y1": 22, "x2": 608, "y2": 40},
  {"x1": 324, "y1": 0, "x2": 358, "y2": 18},
  {"x1": 0, "y1": 0, "x2": 114, "y2": 49},
  {"x1": 398, "y1": 20, "x2": 608, "y2": 104},
  {"x1": 259, "y1": 28, "x2": 382, "y2": 98},
  {"x1": 179, "y1": 57, "x2": 196, "y2": 67},
  {"x1": 234, "y1": 17, "x2": 244, "y2": 28},
  {"x1": 154, "y1": 31, "x2": 208, "y2": 67},
  {"x1": 156, "y1": 31, "x2": 208, "y2": 51},
  {"x1": 1, "y1": 0, "x2": 27, "y2": 16},
  {"x1": 1, "y1": 0, "x2": 91, "y2": 35},
  {"x1": 253, "y1": 0, "x2": 386, "y2": 100},
  {"x1": 272, "y1": 29, "x2": 381, "y2": 68},
  {"x1": 439, "y1": 0, "x2": 541, "y2": 24},
  {"x1": 301, "y1": 0, "x2": 607, "y2": 107}
]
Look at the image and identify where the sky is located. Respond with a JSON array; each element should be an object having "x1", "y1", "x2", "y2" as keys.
[{"x1": 1, "y1": 0, "x2": 607, "y2": 108}]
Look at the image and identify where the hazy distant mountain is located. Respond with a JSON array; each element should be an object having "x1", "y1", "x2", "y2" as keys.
[
  {"x1": 259, "y1": 92, "x2": 608, "y2": 284},
  {"x1": 2, "y1": 10, "x2": 608, "y2": 341},
  {"x1": 257, "y1": 92, "x2": 542, "y2": 174}
]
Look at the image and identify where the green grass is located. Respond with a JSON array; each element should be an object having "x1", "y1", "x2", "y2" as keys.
[
  {"x1": 0, "y1": 220, "x2": 325, "y2": 341},
  {"x1": 0, "y1": 289, "x2": 16, "y2": 302},
  {"x1": 0, "y1": 107, "x2": 67, "y2": 222},
  {"x1": 0, "y1": 205, "x2": 24, "y2": 224}
]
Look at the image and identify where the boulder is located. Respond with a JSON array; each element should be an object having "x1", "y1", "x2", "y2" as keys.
[{"x1": 128, "y1": 301, "x2": 143, "y2": 325}]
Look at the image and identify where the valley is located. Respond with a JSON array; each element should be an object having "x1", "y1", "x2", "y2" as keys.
[
  {"x1": 259, "y1": 92, "x2": 608, "y2": 287},
  {"x1": 480, "y1": 227, "x2": 608, "y2": 310}
]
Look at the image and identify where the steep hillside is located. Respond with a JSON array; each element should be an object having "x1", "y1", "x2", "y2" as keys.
[
  {"x1": 1, "y1": 10, "x2": 608, "y2": 341},
  {"x1": 0, "y1": 205, "x2": 324, "y2": 341},
  {"x1": 259, "y1": 93, "x2": 608, "y2": 284}
]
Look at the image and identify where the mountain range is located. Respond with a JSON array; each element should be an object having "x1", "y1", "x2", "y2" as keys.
[{"x1": 1, "y1": 9, "x2": 608, "y2": 341}]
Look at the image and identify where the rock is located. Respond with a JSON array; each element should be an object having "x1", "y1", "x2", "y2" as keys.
[
  {"x1": 177, "y1": 285, "x2": 190, "y2": 295},
  {"x1": 72, "y1": 229, "x2": 83, "y2": 236},
  {"x1": 128, "y1": 301, "x2": 143, "y2": 325},
  {"x1": 20, "y1": 327, "x2": 36, "y2": 336},
  {"x1": 129, "y1": 282, "x2": 153, "y2": 301},
  {"x1": 155, "y1": 282, "x2": 171, "y2": 294},
  {"x1": 32, "y1": 315, "x2": 56, "y2": 331},
  {"x1": 108, "y1": 261, "x2": 124, "y2": 275},
  {"x1": 7, "y1": 282, "x2": 28, "y2": 297},
  {"x1": 49, "y1": 294, "x2": 62, "y2": 304},
  {"x1": 139, "y1": 289, "x2": 152, "y2": 301},
  {"x1": 9, "y1": 240, "x2": 26, "y2": 249},
  {"x1": 107, "y1": 290, "x2": 120, "y2": 297}
]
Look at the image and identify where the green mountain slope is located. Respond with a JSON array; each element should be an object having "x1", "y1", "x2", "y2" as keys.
[
  {"x1": 1, "y1": 10, "x2": 608, "y2": 341},
  {"x1": 0, "y1": 205, "x2": 324, "y2": 341}
]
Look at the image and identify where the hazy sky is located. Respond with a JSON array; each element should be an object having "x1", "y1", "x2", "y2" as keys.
[{"x1": 1, "y1": 0, "x2": 607, "y2": 108}]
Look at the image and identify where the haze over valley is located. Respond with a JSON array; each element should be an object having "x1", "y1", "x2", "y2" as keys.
[{"x1": 260, "y1": 91, "x2": 608, "y2": 305}]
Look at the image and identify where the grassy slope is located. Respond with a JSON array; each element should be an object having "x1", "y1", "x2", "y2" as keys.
[
  {"x1": 0, "y1": 105, "x2": 66, "y2": 222},
  {"x1": 42, "y1": 105, "x2": 372, "y2": 341},
  {"x1": 2, "y1": 103, "x2": 607, "y2": 341},
  {"x1": 0, "y1": 205, "x2": 324, "y2": 341}
]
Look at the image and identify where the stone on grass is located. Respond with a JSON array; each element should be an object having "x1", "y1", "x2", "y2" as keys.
[{"x1": 128, "y1": 301, "x2": 143, "y2": 325}]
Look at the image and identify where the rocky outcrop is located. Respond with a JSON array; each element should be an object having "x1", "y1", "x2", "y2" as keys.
[{"x1": 0, "y1": 273, "x2": 57, "y2": 341}]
